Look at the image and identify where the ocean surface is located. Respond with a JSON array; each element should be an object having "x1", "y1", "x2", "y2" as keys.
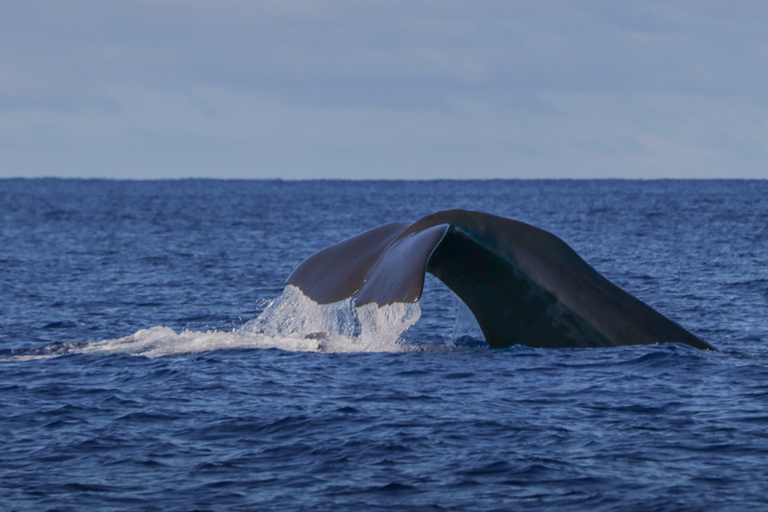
[{"x1": 1, "y1": 179, "x2": 767, "y2": 511}]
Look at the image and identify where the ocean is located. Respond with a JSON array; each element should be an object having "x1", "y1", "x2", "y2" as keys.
[{"x1": 1, "y1": 179, "x2": 767, "y2": 511}]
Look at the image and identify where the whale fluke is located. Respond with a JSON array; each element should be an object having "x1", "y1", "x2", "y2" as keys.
[{"x1": 286, "y1": 210, "x2": 715, "y2": 351}]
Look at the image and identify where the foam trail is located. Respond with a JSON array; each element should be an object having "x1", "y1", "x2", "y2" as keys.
[{"x1": 3, "y1": 286, "x2": 423, "y2": 360}]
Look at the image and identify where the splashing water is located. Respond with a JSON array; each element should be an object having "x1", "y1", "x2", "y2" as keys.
[
  {"x1": 240, "y1": 285, "x2": 422, "y2": 353},
  {"x1": 4, "y1": 286, "x2": 424, "y2": 360},
  {"x1": 449, "y1": 294, "x2": 485, "y2": 347}
]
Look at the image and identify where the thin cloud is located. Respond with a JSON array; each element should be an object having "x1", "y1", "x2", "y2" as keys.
[{"x1": 1, "y1": 1, "x2": 766, "y2": 178}]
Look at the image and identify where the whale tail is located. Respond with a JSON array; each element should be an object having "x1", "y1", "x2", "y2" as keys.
[{"x1": 287, "y1": 210, "x2": 715, "y2": 351}]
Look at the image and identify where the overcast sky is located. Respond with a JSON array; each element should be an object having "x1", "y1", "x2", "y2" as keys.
[{"x1": 1, "y1": 1, "x2": 766, "y2": 179}]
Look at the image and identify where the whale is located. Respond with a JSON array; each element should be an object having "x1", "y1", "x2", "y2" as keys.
[{"x1": 287, "y1": 209, "x2": 715, "y2": 351}]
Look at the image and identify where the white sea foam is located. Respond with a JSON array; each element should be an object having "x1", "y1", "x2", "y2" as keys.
[{"x1": 6, "y1": 286, "x2": 424, "y2": 359}]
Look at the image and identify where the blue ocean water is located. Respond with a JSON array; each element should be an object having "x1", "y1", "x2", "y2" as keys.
[{"x1": 1, "y1": 179, "x2": 767, "y2": 511}]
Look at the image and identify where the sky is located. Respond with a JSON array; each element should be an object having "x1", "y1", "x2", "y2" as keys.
[{"x1": 1, "y1": 1, "x2": 767, "y2": 179}]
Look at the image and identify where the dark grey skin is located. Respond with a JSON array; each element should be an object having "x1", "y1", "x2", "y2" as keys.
[{"x1": 287, "y1": 210, "x2": 715, "y2": 351}]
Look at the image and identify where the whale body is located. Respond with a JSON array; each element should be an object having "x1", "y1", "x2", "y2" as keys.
[{"x1": 287, "y1": 210, "x2": 714, "y2": 351}]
